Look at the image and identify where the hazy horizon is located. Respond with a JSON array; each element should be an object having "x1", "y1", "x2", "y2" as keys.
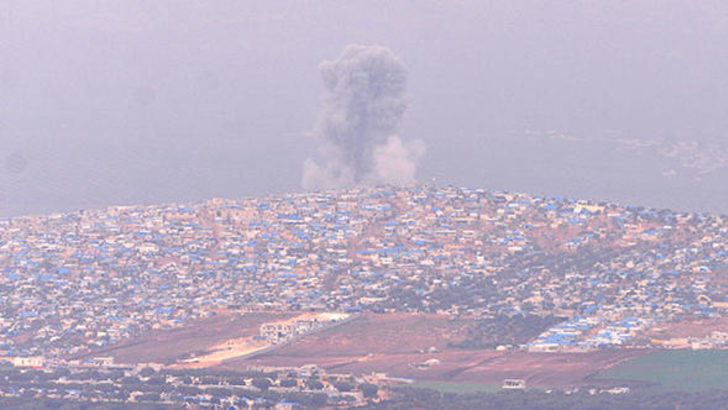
[{"x1": 2, "y1": 1, "x2": 728, "y2": 216}]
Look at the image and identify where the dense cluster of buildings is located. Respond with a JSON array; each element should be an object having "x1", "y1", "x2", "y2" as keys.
[
  {"x1": 0, "y1": 361, "x2": 372, "y2": 408},
  {"x1": 1, "y1": 185, "x2": 728, "y2": 359},
  {"x1": 527, "y1": 316, "x2": 653, "y2": 352},
  {"x1": 259, "y1": 312, "x2": 349, "y2": 344}
]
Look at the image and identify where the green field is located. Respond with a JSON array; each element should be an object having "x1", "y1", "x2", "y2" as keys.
[
  {"x1": 403, "y1": 380, "x2": 503, "y2": 394},
  {"x1": 593, "y1": 350, "x2": 728, "y2": 392}
]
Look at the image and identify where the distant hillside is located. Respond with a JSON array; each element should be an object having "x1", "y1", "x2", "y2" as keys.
[{"x1": 1, "y1": 185, "x2": 727, "y2": 359}]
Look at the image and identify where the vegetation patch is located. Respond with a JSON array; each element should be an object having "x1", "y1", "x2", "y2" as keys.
[
  {"x1": 404, "y1": 380, "x2": 502, "y2": 394},
  {"x1": 592, "y1": 350, "x2": 728, "y2": 392},
  {"x1": 448, "y1": 314, "x2": 565, "y2": 349}
]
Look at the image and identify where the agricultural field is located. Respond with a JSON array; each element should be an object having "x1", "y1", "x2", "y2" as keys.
[
  {"x1": 402, "y1": 380, "x2": 502, "y2": 394},
  {"x1": 74, "y1": 311, "x2": 295, "y2": 365},
  {"x1": 69, "y1": 311, "x2": 656, "y2": 390},
  {"x1": 223, "y1": 313, "x2": 648, "y2": 388},
  {"x1": 591, "y1": 350, "x2": 728, "y2": 392}
]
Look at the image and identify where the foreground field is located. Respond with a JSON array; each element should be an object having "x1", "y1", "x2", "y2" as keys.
[
  {"x1": 592, "y1": 350, "x2": 728, "y2": 392},
  {"x1": 237, "y1": 349, "x2": 646, "y2": 388},
  {"x1": 221, "y1": 313, "x2": 648, "y2": 388},
  {"x1": 403, "y1": 380, "x2": 502, "y2": 394},
  {"x1": 74, "y1": 311, "x2": 295, "y2": 365},
  {"x1": 72, "y1": 311, "x2": 668, "y2": 388}
]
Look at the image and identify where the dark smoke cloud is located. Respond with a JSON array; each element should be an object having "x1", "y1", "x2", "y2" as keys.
[{"x1": 302, "y1": 45, "x2": 425, "y2": 190}]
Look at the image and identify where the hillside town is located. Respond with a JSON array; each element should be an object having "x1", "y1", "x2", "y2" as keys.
[{"x1": 1, "y1": 185, "x2": 728, "y2": 362}]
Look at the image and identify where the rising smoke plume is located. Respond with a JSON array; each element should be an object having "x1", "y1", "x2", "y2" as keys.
[{"x1": 302, "y1": 45, "x2": 425, "y2": 190}]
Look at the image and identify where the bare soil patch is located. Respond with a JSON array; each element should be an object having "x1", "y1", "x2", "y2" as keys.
[
  {"x1": 73, "y1": 311, "x2": 295, "y2": 365},
  {"x1": 220, "y1": 313, "x2": 649, "y2": 388}
]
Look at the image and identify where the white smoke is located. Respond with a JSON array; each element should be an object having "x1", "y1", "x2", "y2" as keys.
[
  {"x1": 373, "y1": 135, "x2": 425, "y2": 185},
  {"x1": 302, "y1": 44, "x2": 425, "y2": 190}
]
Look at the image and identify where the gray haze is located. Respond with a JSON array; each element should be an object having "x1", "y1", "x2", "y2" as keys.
[
  {"x1": 303, "y1": 44, "x2": 424, "y2": 190},
  {"x1": 1, "y1": 1, "x2": 728, "y2": 216}
]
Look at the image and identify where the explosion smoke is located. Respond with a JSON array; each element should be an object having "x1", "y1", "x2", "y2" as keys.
[{"x1": 302, "y1": 45, "x2": 425, "y2": 190}]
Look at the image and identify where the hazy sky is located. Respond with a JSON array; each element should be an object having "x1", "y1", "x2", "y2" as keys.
[{"x1": 2, "y1": 1, "x2": 727, "y2": 216}]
